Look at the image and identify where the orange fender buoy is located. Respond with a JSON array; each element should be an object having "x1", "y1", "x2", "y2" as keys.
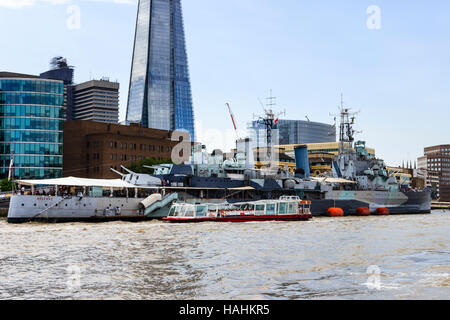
[
  {"x1": 356, "y1": 207, "x2": 371, "y2": 216},
  {"x1": 374, "y1": 207, "x2": 390, "y2": 216},
  {"x1": 326, "y1": 208, "x2": 344, "y2": 217}
]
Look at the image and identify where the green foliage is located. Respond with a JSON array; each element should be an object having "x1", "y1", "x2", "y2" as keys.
[
  {"x1": 0, "y1": 178, "x2": 14, "y2": 192},
  {"x1": 129, "y1": 157, "x2": 172, "y2": 174}
]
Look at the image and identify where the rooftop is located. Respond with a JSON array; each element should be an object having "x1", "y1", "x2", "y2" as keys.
[{"x1": 0, "y1": 72, "x2": 40, "y2": 79}]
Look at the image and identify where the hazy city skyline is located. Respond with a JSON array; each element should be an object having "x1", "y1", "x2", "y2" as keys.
[{"x1": 1, "y1": 0, "x2": 449, "y2": 166}]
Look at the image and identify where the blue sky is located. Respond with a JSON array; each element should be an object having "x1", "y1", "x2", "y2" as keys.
[{"x1": 1, "y1": 0, "x2": 449, "y2": 166}]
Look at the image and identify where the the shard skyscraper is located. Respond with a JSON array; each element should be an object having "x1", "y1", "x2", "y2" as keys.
[{"x1": 126, "y1": 0, "x2": 195, "y2": 141}]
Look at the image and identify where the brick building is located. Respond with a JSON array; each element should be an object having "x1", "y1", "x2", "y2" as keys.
[{"x1": 63, "y1": 121, "x2": 180, "y2": 179}]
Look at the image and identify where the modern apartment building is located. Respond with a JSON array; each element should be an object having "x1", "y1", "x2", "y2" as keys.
[
  {"x1": 0, "y1": 72, "x2": 64, "y2": 179},
  {"x1": 72, "y1": 79, "x2": 119, "y2": 124}
]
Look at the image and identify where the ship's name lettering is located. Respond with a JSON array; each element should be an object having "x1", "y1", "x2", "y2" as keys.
[{"x1": 37, "y1": 197, "x2": 52, "y2": 201}]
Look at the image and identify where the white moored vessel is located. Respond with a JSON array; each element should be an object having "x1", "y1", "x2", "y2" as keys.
[
  {"x1": 7, "y1": 177, "x2": 178, "y2": 223},
  {"x1": 163, "y1": 196, "x2": 313, "y2": 223}
]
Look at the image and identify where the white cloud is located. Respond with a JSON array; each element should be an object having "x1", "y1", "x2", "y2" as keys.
[{"x1": 0, "y1": 0, "x2": 136, "y2": 9}]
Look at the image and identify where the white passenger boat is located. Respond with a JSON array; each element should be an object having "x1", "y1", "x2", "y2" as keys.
[
  {"x1": 163, "y1": 196, "x2": 312, "y2": 223},
  {"x1": 7, "y1": 177, "x2": 178, "y2": 223}
]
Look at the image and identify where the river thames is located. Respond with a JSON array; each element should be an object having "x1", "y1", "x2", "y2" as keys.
[{"x1": 0, "y1": 211, "x2": 448, "y2": 300}]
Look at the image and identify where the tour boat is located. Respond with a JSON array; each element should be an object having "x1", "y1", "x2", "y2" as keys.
[{"x1": 163, "y1": 196, "x2": 313, "y2": 223}]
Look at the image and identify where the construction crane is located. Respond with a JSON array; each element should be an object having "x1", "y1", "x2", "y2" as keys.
[{"x1": 226, "y1": 103, "x2": 240, "y2": 140}]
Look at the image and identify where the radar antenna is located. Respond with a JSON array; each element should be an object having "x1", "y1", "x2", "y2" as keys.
[
  {"x1": 253, "y1": 90, "x2": 286, "y2": 162},
  {"x1": 330, "y1": 94, "x2": 361, "y2": 153}
]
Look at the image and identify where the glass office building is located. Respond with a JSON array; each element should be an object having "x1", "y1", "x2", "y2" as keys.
[
  {"x1": 126, "y1": 0, "x2": 195, "y2": 141},
  {"x1": 248, "y1": 119, "x2": 336, "y2": 148},
  {"x1": 0, "y1": 73, "x2": 64, "y2": 179}
]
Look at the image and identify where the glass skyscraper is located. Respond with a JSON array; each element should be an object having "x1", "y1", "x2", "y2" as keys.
[
  {"x1": 126, "y1": 0, "x2": 195, "y2": 142},
  {"x1": 0, "y1": 73, "x2": 64, "y2": 180},
  {"x1": 248, "y1": 119, "x2": 336, "y2": 148}
]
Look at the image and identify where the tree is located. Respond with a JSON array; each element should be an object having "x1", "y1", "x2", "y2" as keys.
[{"x1": 0, "y1": 178, "x2": 14, "y2": 192}]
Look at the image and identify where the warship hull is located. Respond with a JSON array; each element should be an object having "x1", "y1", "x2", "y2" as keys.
[{"x1": 308, "y1": 190, "x2": 432, "y2": 216}]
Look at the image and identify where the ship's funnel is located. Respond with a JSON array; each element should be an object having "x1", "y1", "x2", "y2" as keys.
[
  {"x1": 294, "y1": 145, "x2": 310, "y2": 179},
  {"x1": 236, "y1": 138, "x2": 255, "y2": 169}
]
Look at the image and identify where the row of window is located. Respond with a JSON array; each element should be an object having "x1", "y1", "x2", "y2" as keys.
[
  {"x1": 0, "y1": 155, "x2": 62, "y2": 168},
  {"x1": 0, "y1": 130, "x2": 63, "y2": 143},
  {"x1": 0, "y1": 105, "x2": 64, "y2": 119},
  {"x1": 0, "y1": 118, "x2": 63, "y2": 131},
  {"x1": 0, "y1": 143, "x2": 62, "y2": 156},
  {"x1": 0, "y1": 92, "x2": 63, "y2": 106},
  {"x1": 429, "y1": 158, "x2": 450, "y2": 162},
  {"x1": 0, "y1": 79, "x2": 63, "y2": 94},
  {"x1": 0, "y1": 167, "x2": 62, "y2": 180},
  {"x1": 109, "y1": 141, "x2": 172, "y2": 153}
]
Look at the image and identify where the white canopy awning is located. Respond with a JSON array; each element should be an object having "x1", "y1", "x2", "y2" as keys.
[
  {"x1": 311, "y1": 177, "x2": 357, "y2": 184},
  {"x1": 15, "y1": 177, "x2": 138, "y2": 189}
]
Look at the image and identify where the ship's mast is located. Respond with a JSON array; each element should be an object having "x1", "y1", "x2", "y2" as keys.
[
  {"x1": 331, "y1": 94, "x2": 360, "y2": 153},
  {"x1": 254, "y1": 90, "x2": 285, "y2": 162}
]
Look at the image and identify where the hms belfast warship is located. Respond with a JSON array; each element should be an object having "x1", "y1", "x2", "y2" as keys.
[
  {"x1": 293, "y1": 106, "x2": 432, "y2": 215},
  {"x1": 112, "y1": 101, "x2": 431, "y2": 216}
]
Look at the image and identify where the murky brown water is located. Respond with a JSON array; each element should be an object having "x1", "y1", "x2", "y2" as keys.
[{"x1": 0, "y1": 211, "x2": 448, "y2": 300}]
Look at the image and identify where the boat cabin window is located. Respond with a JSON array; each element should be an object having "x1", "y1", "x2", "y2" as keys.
[
  {"x1": 174, "y1": 205, "x2": 183, "y2": 217},
  {"x1": 266, "y1": 203, "x2": 276, "y2": 215},
  {"x1": 184, "y1": 206, "x2": 195, "y2": 217},
  {"x1": 240, "y1": 204, "x2": 255, "y2": 211},
  {"x1": 288, "y1": 202, "x2": 296, "y2": 214},
  {"x1": 168, "y1": 206, "x2": 176, "y2": 217},
  {"x1": 196, "y1": 205, "x2": 207, "y2": 217},
  {"x1": 278, "y1": 202, "x2": 288, "y2": 214},
  {"x1": 255, "y1": 204, "x2": 265, "y2": 215}
]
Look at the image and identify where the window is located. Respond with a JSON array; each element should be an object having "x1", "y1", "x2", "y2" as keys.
[
  {"x1": 255, "y1": 205, "x2": 265, "y2": 215},
  {"x1": 266, "y1": 204, "x2": 276, "y2": 215},
  {"x1": 279, "y1": 202, "x2": 288, "y2": 214},
  {"x1": 288, "y1": 203, "x2": 296, "y2": 213},
  {"x1": 196, "y1": 206, "x2": 207, "y2": 217}
]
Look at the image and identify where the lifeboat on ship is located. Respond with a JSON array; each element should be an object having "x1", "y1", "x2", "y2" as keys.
[{"x1": 163, "y1": 196, "x2": 313, "y2": 223}]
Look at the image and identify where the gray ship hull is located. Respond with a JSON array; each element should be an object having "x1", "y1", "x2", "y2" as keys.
[{"x1": 308, "y1": 190, "x2": 431, "y2": 216}]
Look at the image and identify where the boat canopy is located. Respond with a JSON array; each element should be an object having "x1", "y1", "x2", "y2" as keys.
[
  {"x1": 15, "y1": 177, "x2": 138, "y2": 189},
  {"x1": 311, "y1": 177, "x2": 357, "y2": 184}
]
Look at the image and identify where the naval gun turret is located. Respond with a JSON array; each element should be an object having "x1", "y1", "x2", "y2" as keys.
[{"x1": 110, "y1": 166, "x2": 162, "y2": 187}]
